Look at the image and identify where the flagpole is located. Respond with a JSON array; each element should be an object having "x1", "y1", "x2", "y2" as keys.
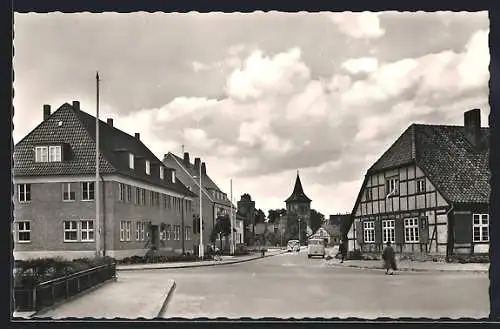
[{"x1": 95, "y1": 71, "x2": 101, "y2": 257}]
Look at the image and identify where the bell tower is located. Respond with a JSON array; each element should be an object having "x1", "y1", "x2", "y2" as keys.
[{"x1": 285, "y1": 170, "x2": 312, "y2": 241}]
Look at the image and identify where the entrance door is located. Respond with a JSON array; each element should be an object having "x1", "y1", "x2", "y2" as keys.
[{"x1": 151, "y1": 225, "x2": 159, "y2": 249}]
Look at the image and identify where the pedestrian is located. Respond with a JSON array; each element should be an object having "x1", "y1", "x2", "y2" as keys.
[
  {"x1": 382, "y1": 241, "x2": 397, "y2": 275},
  {"x1": 339, "y1": 240, "x2": 347, "y2": 263}
]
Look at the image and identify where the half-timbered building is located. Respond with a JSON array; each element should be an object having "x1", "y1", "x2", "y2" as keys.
[{"x1": 346, "y1": 109, "x2": 489, "y2": 260}]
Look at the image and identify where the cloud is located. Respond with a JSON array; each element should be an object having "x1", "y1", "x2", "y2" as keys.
[
  {"x1": 225, "y1": 47, "x2": 311, "y2": 101},
  {"x1": 341, "y1": 57, "x2": 379, "y2": 74},
  {"x1": 191, "y1": 61, "x2": 210, "y2": 72},
  {"x1": 329, "y1": 12, "x2": 385, "y2": 39}
]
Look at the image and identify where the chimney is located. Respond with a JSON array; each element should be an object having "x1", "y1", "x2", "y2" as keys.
[
  {"x1": 72, "y1": 101, "x2": 80, "y2": 111},
  {"x1": 194, "y1": 157, "x2": 201, "y2": 171},
  {"x1": 201, "y1": 162, "x2": 207, "y2": 175},
  {"x1": 183, "y1": 152, "x2": 190, "y2": 167},
  {"x1": 464, "y1": 109, "x2": 481, "y2": 147},
  {"x1": 107, "y1": 118, "x2": 114, "y2": 127},
  {"x1": 135, "y1": 133, "x2": 140, "y2": 140},
  {"x1": 43, "y1": 104, "x2": 51, "y2": 121}
]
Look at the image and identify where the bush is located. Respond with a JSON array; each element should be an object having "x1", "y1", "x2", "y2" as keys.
[{"x1": 347, "y1": 249, "x2": 363, "y2": 260}]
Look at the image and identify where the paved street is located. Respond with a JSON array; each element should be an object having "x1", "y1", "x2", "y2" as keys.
[{"x1": 120, "y1": 251, "x2": 489, "y2": 319}]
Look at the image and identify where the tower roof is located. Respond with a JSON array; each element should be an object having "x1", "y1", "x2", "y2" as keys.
[{"x1": 285, "y1": 171, "x2": 312, "y2": 203}]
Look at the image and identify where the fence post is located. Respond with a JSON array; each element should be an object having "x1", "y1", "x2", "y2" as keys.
[
  {"x1": 32, "y1": 287, "x2": 37, "y2": 311},
  {"x1": 51, "y1": 284, "x2": 55, "y2": 305},
  {"x1": 66, "y1": 278, "x2": 70, "y2": 299}
]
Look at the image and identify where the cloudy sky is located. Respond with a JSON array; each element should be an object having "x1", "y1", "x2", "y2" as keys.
[{"x1": 13, "y1": 11, "x2": 489, "y2": 216}]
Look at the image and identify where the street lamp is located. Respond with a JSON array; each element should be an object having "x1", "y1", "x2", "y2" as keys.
[{"x1": 193, "y1": 166, "x2": 204, "y2": 259}]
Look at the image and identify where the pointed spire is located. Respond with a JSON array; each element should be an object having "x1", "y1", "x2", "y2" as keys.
[{"x1": 285, "y1": 170, "x2": 312, "y2": 203}]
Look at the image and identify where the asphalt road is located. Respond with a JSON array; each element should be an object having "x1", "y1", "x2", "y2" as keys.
[{"x1": 122, "y1": 251, "x2": 489, "y2": 319}]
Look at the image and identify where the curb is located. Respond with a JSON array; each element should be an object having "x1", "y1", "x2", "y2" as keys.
[
  {"x1": 117, "y1": 251, "x2": 285, "y2": 272},
  {"x1": 27, "y1": 277, "x2": 117, "y2": 319},
  {"x1": 327, "y1": 262, "x2": 489, "y2": 274},
  {"x1": 154, "y1": 280, "x2": 176, "y2": 318}
]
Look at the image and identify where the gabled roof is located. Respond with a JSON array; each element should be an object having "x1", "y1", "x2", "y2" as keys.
[
  {"x1": 362, "y1": 123, "x2": 490, "y2": 205},
  {"x1": 166, "y1": 153, "x2": 234, "y2": 207},
  {"x1": 285, "y1": 171, "x2": 312, "y2": 203},
  {"x1": 14, "y1": 103, "x2": 196, "y2": 197}
]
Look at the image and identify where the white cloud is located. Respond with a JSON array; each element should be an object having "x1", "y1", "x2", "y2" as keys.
[
  {"x1": 341, "y1": 57, "x2": 379, "y2": 74},
  {"x1": 191, "y1": 61, "x2": 210, "y2": 72},
  {"x1": 225, "y1": 47, "x2": 311, "y2": 101},
  {"x1": 329, "y1": 12, "x2": 385, "y2": 39}
]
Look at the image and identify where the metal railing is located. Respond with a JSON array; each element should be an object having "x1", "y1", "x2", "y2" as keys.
[{"x1": 14, "y1": 262, "x2": 116, "y2": 312}]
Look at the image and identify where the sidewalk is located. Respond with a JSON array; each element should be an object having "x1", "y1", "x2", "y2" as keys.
[
  {"x1": 30, "y1": 277, "x2": 175, "y2": 319},
  {"x1": 116, "y1": 249, "x2": 285, "y2": 271},
  {"x1": 326, "y1": 258, "x2": 489, "y2": 273}
]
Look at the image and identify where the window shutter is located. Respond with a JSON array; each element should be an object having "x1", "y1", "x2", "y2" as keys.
[
  {"x1": 395, "y1": 217, "x2": 404, "y2": 244},
  {"x1": 454, "y1": 213, "x2": 472, "y2": 244},
  {"x1": 419, "y1": 216, "x2": 429, "y2": 243},
  {"x1": 355, "y1": 220, "x2": 363, "y2": 245},
  {"x1": 62, "y1": 143, "x2": 72, "y2": 161},
  {"x1": 374, "y1": 218, "x2": 382, "y2": 244}
]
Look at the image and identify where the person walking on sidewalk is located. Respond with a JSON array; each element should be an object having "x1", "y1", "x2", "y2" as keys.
[
  {"x1": 339, "y1": 239, "x2": 347, "y2": 263},
  {"x1": 382, "y1": 241, "x2": 397, "y2": 275}
]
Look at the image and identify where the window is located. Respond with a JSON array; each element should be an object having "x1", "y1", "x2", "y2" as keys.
[
  {"x1": 136, "y1": 221, "x2": 146, "y2": 241},
  {"x1": 118, "y1": 183, "x2": 126, "y2": 201},
  {"x1": 160, "y1": 229, "x2": 167, "y2": 241},
  {"x1": 171, "y1": 171, "x2": 176, "y2": 183},
  {"x1": 162, "y1": 194, "x2": 167, "y2": 208},
  {"x1": 386, "y1": 177, "x2": 399, "y2": 197},
  {"x1": 49, "y1": 146, "x2": 62, "y2": 162},
  {"x1": 416, "y1": 178, "x2": 426, "y2": 193},
  {"x1": 16, "y1": 221, "x2": 31, "y2": 242},
  {"x1": 404, "y1": 218, "x2": 420, "y2": 243},
  {"x1": 64, "y1": 221, "x2": 78, "y2": 242},
  {"x1": 175, "y1": 225, "x2": 180, "y2": 240},
  {"x1": 35, "y1": 145, "x2": 62, "y2": 162},
  {"x1": 473, "y1": 214, "x2": 489, "y2": 242},
  {"x1": 135, "y1": 188, "x2": 141, "y2": 205},
  {"x1": 141, "y1": 189, "x2": 146, "y2": 205},
  {"x1": 167, "y1": 196, "x2": 172, "y2": 209},
  {"x1": 120, "y1": 221, "x2": 132, "y2": 241},
  {"x1": 62, "y1": 183, "x2": 76, "y2": 201},
  {"x1": 160, "y1": 166, "x2": 164, "y2": 180},
  {"x1": 81, "y1": 220, "x2": 94, "y2": 242},
  {"x1": 82, "y1": 182, "x2": 95, "y2": 201},
  {"x1": 185, "y1": 226, "x2": 191, "y2": 241},
  {"x1": 382, "y1": 220, "x2": 395, "y2": 243},
  {"x1": 126, "y1": 185, "x2": 132, "y2": 203},
  {"x1": 145, "y1": 160, "x2": 151, "y2": 175},
  {"x1": 363, "y1": 221, "x2": 375, "y2": 243},
  {"x1": 129, "y1": 153, "x2": 135, "y2": 169},
  {"x1": 365, "y1": 188, "x2": 373, "y2": 201},
  {"x1": 18, "y1": 184, "x2": 31, "y2": 203},
  {"x1": 35, "y1": 146, "x2": 48, "y2": 162},
  {"x1": 166, "y1": 224, "x2": 172, "y2": 240},
  {"x1": 148, "y1": 191, "x2": 153, "y2": 206}
]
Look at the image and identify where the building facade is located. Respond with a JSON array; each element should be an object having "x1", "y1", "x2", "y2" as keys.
[
  {"x1": 163, "y1": 152, "x2": 237, "y2": 253},
  {"x1": 347, "y1": 109, "x2": 490, "y2": 259},
  {"x1": 13, "y1": 102, "x2": 197, "y2": 260},
  {"x1": 285, "y1": 171, "x2": 312, "y2": 244}
]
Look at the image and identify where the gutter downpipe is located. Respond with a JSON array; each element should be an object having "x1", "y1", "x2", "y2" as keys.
[
  {"x1": 100, "y1": 175, "x2": 106, "y2": 257},
  {"x1": 445, "y1": 204, "x2": 454, "y2": 262}
]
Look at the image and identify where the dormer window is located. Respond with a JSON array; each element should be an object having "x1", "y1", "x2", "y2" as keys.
[
  {"x1": 145, "y1": 160, "x2": 151, "y2": 175},
  {"x1": 171, "y1": 171, "x2": 176, "y2": 183},
  {"x1": 129, "y1": 153, "x2": 135, "y2": 169},
  {"x1": 35, "y1": 145, "x2": 62, "y2": 162},
  {"x1": 160, "y1": 166, "x2": 164, "y2": 180}
]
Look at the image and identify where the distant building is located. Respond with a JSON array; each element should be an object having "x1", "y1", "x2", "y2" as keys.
[
  {"x1": 347, "y1": 109, "x2": 489, "y2": 260},
  {"x1": 163, "y1": 152, "x2": 236, "y2": 253},
  {"x1": 237, "y1": 193, "x2": 256, "y2": 244},
  {"x1": 285, "y1": 171, "x2": 312, "y2": 243},
  {"x1": 13, "y1": 102, "x2": 197, "y2": 260}
]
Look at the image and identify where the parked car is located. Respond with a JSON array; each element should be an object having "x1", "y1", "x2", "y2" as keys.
[
  {"x1": 307, "y1": 238, "x2": 325, "y2": 258},
  {"x1": 287, "y1": 239, "x2": 300, "y2": 252}
]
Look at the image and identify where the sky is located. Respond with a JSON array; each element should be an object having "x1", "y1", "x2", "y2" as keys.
[{"x1": 13, "y1": 11, "x2": 490, "y2": 217}]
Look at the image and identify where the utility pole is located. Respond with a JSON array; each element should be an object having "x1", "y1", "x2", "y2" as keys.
[
  {"x1": 199, "y1": 163, "x2": 204, "y2": 258},
  {"x1": 95, "y1": 71, "x2": 101, "y2": 257},
  {"x1": 230, "y1": 179, "x2": 235, "y2": 255}
]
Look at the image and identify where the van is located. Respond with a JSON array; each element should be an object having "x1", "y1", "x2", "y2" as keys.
[
  {"x1": 287, "y1": 239, "x2": 300, "y2": 252},
  {"x1": 307, "y1": 238, "x2": 325, "y2": 258}
]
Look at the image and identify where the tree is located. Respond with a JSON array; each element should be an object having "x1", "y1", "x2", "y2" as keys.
[
  {"x1": 267, "y1": 208, "x2": 287, "y2": 224},
  {"x1": 210, "y1": 214, "x2": 231, "y2": 250},
  {"x1": 254, "y1": 208, "x2": 266, "y2": 224},
  {"x1": 310, "y1": 209, "x2": 325, "y2": 234}
]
